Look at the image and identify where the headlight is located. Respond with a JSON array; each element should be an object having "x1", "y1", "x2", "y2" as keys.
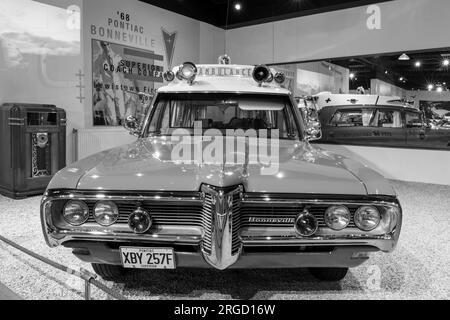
[
  {"x1": 63, "y1": 200, "x2": 89, "y2": 226},
  {"x1": 324, "y1": 205, "x2": 351, "y2": 230},
  {"x1": 354, "y1": 206, "x2": 380, "y2": 231},
  {"x1": 94, "y1": 201, "x2": 119, "y2": 226}
]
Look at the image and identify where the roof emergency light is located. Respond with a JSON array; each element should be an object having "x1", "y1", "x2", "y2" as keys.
[
  {"x1": 274, "y1": 72, "x2": 286, "y2": 84},
  {"x1": 176, "y1": 62, "x2": 198, "y2": 85},
  {"x1": 163, "y1": 71, "x2": 175, "y2": 82},
  {"x1": 218, "y1": 54, "x2": 231, "y2": 65}
]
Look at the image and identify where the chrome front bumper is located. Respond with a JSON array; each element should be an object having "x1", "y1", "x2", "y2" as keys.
[{"x1": 65, "y1": 241, "x2": 379, "y2": 269}]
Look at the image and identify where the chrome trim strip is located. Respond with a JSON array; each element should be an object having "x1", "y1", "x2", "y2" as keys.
[
  {"x1": 44, "y1": 191, "x2": 203, "y2": 203},
  {"x1": 51, "y1": 232, "x2": 202, "y2": 245},
  {"x1": 242, "y1": 198, "x2": 400, "y2": 208}
]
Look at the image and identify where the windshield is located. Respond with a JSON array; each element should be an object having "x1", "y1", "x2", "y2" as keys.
[{"x1": 142, "y1": 93, "x2": 302, "y2": 139}]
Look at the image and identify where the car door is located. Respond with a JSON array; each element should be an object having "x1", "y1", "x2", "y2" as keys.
[
  {"x1": 406, "y1": 110, "x2": 450, "y2": 149},
  {"x1": 366, "y1": 108, "x2": 407, "y2": 147}
]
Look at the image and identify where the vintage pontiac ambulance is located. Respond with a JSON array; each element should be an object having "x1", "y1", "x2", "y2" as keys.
[{"x1": 41, "y1": 58, "x2": 402, "y2": 282}]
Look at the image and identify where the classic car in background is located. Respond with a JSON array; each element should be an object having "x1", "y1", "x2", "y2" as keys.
[
  {"x1": 315, "y1": 93, "x2": 450, "y2": 150},
  {"x1": 41, "y1": 60, "x2": 402, "y2": 282}
]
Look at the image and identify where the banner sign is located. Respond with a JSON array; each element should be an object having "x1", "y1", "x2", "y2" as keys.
[{"x1": 92, "y1": 39, "x2": 164, "y2": 126}]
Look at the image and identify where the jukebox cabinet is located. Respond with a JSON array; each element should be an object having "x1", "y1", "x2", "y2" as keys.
[{"x1": 0, "y1": 104, "x2": 66, "y2": 199}]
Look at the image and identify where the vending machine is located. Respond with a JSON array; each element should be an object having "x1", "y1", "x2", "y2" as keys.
[{"x1": 0, "y1": 104, "x2": 66, "y2": 199}]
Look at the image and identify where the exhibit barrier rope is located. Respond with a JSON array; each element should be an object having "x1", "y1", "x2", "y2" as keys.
[{"x1": 0, "y1": 234, "x2": 127, "y2": 300}]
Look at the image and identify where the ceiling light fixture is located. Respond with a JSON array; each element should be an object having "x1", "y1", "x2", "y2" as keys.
[
  {"x1": 398, "y1": 53, "x2": 410, "y2": 61},
  {"x1": 234, "y1": 3, "x2": 242, "y2": 11}
]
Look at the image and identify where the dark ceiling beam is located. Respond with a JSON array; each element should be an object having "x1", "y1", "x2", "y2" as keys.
[{"x1": 139, "y1": 0, "x2": 394, "y2": 29}]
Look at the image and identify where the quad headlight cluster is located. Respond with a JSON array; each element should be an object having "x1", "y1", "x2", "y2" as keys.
[
  {"x1": 62, "y1": 200, "x2": 153, "y2": 234},
  {"x1": 295, "y1": 205, "x2": 384, "y2": 237}
]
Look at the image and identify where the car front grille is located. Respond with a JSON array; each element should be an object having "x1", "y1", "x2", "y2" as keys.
[
  {"x1": 84, "y1": 193, "x2": 363, "y2": 246},
  {"x1": 240, "y1": 204, "x2": 358, "y2": 228}
]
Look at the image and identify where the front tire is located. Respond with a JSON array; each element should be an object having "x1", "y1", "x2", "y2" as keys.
[
  {"x1": 92, "y1": 263, "x2": 127, "y2": 281},
  {"x1": 309, "y1": 268, "x2": 348, "y2": 281}
]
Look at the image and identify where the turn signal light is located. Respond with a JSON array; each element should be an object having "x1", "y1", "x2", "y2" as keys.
[
  {"x1": 295, "y1": 210, "x2": 319, "y2": 237},
  {"x1": 128, "y1": 207, "x2": 152, "y2": 234}
]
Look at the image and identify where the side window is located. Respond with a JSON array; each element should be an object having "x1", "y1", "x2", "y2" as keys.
[
  {"x1": 405, "y1": 112, "x2": 424, "y2": 128},
  {"x1": 148, "y1": 100, "x2": 166, "y2": 133},
  {"x1": 370, "y1": 109, "x2": 403, "y2": 128},
  {"x1": 330, "y1": 109, "x2": 364, "y2": 127}
]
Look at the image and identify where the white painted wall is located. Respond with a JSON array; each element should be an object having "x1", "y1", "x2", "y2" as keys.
[
  {"x1": 226, "y1": 0, "x2": 450, "y2": 65},
  {"x1": 0, "y1": 0, "x2": 83, "y2": 163},
  {"x1": 371, "y1": 79, "x2": 406, "y2": 97},
  {"x1": 199, "y1": 22, "x2": 226, "y2": 64},
  {"x1": 319, "y1": 144, "x2": 450, "y2": 186}
]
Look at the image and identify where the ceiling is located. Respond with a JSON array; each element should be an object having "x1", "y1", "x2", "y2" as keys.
[
  {"x1": 332, "y1": 50, "x2": 450, "y2": 91},
  {"x1": 139, "y1": 0, "x2": 393, "y2": 29}
]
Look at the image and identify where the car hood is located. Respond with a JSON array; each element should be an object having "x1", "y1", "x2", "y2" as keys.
[{"x1": 49, "y1": 136, "x2": 395, "y2": 196}]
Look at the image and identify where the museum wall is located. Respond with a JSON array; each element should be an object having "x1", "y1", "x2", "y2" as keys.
[
  {"x1": 226, "y1": 0, "x2": 450, "y2": 65},
  {"x1": 370, "y1": 79, "x2": 406, "y2": 97},
  {"x1": 0, "y1": 0, "x2": 83, "y2": 164},
  {"x1": 295, "y1": 61, "x2": 349, "y2": 96}
]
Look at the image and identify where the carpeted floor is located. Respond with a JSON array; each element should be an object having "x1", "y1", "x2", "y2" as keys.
[{"x1": 0, "y1": 180, "x2": 448, "y2": 300}]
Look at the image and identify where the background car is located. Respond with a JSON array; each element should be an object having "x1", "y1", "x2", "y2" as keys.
[{"x1": 315, "y1": 94, "x2": 450, "y2": 150}]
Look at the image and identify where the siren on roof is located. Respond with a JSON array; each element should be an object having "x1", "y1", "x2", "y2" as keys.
[{"x1": 252, "y1": 65, "x2": 272, "y2": 86}]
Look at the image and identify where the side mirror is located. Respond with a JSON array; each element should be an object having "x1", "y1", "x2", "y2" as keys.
[{"x1": 124, "y1": 116, "x2": 141, "y2": 136}]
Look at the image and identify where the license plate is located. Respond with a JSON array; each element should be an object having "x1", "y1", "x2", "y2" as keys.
[{"x1": 120, "y1": 247, "x2": 175, "y2": 270}]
